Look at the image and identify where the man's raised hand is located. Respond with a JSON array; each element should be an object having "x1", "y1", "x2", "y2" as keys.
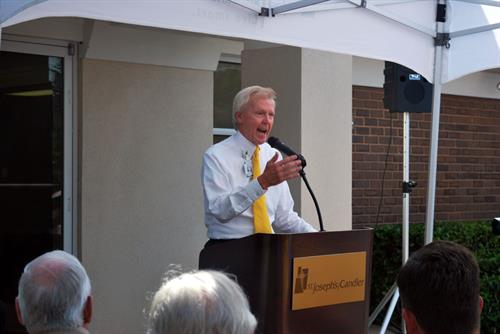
[{"x1": 257, "y1": 153, "x2": 302, "y2": 190}]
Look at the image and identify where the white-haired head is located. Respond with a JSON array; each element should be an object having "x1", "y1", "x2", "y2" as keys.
[
  {"x1": 17, "y1": 250, "x2": 92, "y2": 333},
  {"x1": 232, "y1": 85, "x2": 276, "y2": 129},
  {"x1": 147, "y1": 269, "x2": 257, "y2": 334}
]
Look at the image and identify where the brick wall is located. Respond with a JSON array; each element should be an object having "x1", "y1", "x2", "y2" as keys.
[{"x1": 352, "y1": 86, "x2": 500, "y2": 227}]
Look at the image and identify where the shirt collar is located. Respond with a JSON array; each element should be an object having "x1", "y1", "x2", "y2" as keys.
[{"x1": 234, "y1": 131, "x2": 258, "y2": 154}]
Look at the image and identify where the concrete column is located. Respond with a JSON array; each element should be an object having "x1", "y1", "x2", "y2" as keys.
[
  {"x1": 242, "y1": 46, "x2": 352, "y2": 231},
  {"x1": 81, "y1": 59, "x2": 211, "y2": 334}
]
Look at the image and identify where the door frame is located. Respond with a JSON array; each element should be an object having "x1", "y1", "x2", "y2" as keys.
[{"x1": 1, "y1": 34, "x2": 77, "y2": 253}]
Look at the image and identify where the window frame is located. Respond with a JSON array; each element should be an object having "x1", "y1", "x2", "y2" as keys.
[
  {"x1": 213, "y1": 55, "x2": 241, "y2": 139},
  {"x1": 1, "y1": 34, "x2": 77, "y2": 253}
]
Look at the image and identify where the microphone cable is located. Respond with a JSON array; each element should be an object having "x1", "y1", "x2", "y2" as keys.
[{"x1": 374, "y1": 111, "x2": 395, "y2": 229}]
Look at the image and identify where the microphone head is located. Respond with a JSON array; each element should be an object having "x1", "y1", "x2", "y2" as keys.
[
  {"x1": 267, "y1": 136, "x2": 281, "y2": 148},
  {"x1": 267, "y1": 136, "x2": 307, "y2": 169}
]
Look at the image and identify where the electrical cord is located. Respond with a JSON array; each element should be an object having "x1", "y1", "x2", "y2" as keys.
[{"x1": 374, "y1": 111, "x2": 395, "y2": 229}]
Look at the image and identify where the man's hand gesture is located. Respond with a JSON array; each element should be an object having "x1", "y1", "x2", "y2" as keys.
[{"x1": 257, "y1": 153, "x2": 302, "y2": 190}]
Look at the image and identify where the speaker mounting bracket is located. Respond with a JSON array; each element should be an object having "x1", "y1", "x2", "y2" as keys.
[
  {"x1": 403, "y1": 180, "x2": 417, "y2": 194},
  {"x1": 435, "y1": 32, "x2": 450, "y2": 48}
]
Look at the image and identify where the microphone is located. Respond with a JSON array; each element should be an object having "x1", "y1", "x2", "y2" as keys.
[
  {"x1": 268, "y1": 136, "x2": 324, "y2": 231},
  {"x1": 267, "y1": 136, "x2": 306, "y2": 168}
]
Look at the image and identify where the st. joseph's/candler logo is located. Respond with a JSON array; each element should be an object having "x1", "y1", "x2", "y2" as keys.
[{"x1": 294, "y1": 266, "x2": 309, "y2": 294}]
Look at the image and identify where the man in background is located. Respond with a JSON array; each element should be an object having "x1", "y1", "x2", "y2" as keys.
[{"x1": 397, "y1": 240, "x2": 483, "y2": 334}]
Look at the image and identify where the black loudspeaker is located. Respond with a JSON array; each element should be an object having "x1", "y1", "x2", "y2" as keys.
[{"x1": 383, "y1": 61, "x2": 433, "y2": 113}]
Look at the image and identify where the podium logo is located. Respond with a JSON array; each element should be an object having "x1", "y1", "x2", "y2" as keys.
[
  {"x1": 292, "y1": 252, "x2": 367, "y2": 310},
  {"x1": 294, "y1": 266, "x2": 309, "y2": 294}
]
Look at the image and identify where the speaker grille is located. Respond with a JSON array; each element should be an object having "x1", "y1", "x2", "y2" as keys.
[{"x1": 404, "y1": 81, "x2": 425, "y2": 104}]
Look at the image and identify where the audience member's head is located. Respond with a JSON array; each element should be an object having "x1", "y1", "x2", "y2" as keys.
[
  {"x1": 397, "y1": 240, "x2": 482, "y2": 334},
  {"x1": 147, "y1": 269, "x2": 257, "y2": 334},
  {"x1": 16, "y1": 250, "x2": 92, "y2": 333}
]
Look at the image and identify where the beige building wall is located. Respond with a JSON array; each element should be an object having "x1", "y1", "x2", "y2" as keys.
[
  {"x1": 242, "y1": 46, "x2": 352, "y2": 231},
  {"x1": 301, "y1": 49, "x2": 352, "y2": 231},
  {"x1": 81, "y1": 59, "x2": 211, "y2": 334}
]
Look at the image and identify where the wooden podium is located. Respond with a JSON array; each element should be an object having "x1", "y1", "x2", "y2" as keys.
[{"x1": 199, "y1": 229, "x2": 373, "y2": 334}]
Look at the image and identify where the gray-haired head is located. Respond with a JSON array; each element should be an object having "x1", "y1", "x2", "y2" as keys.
[
  {"x1": 17, "y1": 250, "x2": 92, "y2": 333},
  {"x1": 147, "y1": 269, "x2": 257, "y2": 334},
  {"x1": 232, "y1": 85, "x2": 276, "y2": 129}
]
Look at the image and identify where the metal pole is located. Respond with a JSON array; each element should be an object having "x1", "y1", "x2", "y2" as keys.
[
  {"x1": 401, "y1": 112, "x2": 411, "y2": 334},
  {"x1": 425, "y1": 0, "x2": 447, "y2": 245},
  {"x1": 402, "y1": 112, "x2": 410, "y2": 265},
  {"x1": 380, "y1": 289, "x2": 400, "y2": 334},
  {"x1": 378, "y1": 112, "x2": 411, "y2": 334},
  {"x1": 368, "y1": 283, "x2": 397, "y2": 327}
]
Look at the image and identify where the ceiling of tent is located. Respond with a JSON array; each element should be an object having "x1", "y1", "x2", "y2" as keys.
[{"x1": 1, "y1": 0, "x2": 499, "y2": 83}]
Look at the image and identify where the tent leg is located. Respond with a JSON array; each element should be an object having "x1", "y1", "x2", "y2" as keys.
[
  {"x1": 368, "y1": 283, "x2": 397, "y2": 327},
  {"x1": 424, "y1": 0, "x2": 446, "y2": 245},
  {"x1": 380, "y1": 289, "x2": 400, "y2": 334}
]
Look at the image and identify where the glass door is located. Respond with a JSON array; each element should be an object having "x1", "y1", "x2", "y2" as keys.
[{"x1": 0, "y1": 38, "x2": 73, "y2": 334}]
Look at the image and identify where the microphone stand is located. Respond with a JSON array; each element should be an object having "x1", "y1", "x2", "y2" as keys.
[
  {"x1": 268, "y1": 137, "x2": 324, "y2": 232},
  {"x1": 297, "y1": 154, "x2": 325, "y2": 232}
]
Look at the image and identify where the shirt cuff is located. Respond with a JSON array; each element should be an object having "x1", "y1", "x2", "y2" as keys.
[{"x1": 247, "y1": 179, "x2": 266, "y2": 201}]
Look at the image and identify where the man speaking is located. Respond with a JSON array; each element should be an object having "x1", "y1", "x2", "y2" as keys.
[{"x1": 202, "y1": 86, "x2": 316, "y2": 243}]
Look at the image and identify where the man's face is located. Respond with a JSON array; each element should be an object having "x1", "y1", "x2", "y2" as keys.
[{"x1": 236, "y1": 96, "x2": 275, "y2": 146}]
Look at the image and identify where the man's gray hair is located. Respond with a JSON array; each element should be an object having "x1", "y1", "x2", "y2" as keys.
[
  {"x1": 232, "y1": 85, "x2": 276, "y2": 128},
  {"x1": 17, "y1": 250, "x2": 91, "y2": 333},
  {"x1": 147, "y1": 269, "x2": 257, "y2": 334}
]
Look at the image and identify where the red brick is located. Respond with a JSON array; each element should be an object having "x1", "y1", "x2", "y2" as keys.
[{"x1": 352, "y1": 86, "x2": 500, "y2": 228}]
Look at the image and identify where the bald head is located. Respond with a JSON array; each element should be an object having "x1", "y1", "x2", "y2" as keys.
[{"x1": 16, "y1": 250, "x2": 92, "y2": 333}]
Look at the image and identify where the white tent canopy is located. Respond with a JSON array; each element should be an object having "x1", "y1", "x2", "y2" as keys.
[
  {"x1": 2, "y1": 0, "x2": 499, "y2": 83},
  {"x1": 1, "y1": 0, "x2": 500, "y2": 240}
]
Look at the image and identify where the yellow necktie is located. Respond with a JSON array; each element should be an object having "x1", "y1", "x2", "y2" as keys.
[{"x1": 252, "y1": 146, "x2": 273, "y2": 233}]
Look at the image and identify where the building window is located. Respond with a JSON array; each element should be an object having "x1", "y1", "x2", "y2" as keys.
[{"x1": 213, "y1": 61, "x2": 240, "y2": 143}]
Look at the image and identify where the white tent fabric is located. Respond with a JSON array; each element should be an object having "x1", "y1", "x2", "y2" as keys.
[
  {"x1": 2, "y1": 0, "x2": 499, "y2": 83},
  {"x1": 446, "y1": 0, "x2": 500, "y2": 81},
  {"x1": 1, "y1": 0, "x2": 499, "y2": 241},
  {"x1": 1, "y1": 0, "x2": 435, "y2": 78}
]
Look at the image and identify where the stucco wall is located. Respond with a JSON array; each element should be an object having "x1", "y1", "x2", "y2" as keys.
[
  {"x1": 301, "y1": 49, "x2": 352, "y2": 231},
  {"x1": 81, "y1": 59, "x2": 211, "y2": 334}
]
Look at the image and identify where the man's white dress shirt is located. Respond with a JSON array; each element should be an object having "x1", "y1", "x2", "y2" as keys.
[{"x1": 202, "y1": 131, "x2": 316, "y2": 239}]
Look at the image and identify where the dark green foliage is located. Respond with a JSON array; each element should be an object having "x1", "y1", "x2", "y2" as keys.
[{"x1": 369, "y1": 221, "x2": 499, "y2": 333}]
